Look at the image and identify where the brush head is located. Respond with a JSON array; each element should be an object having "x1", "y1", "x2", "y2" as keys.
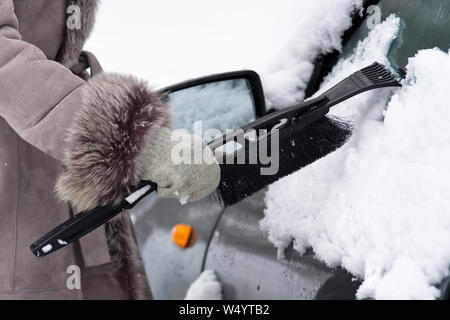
[
  {"x1": 210, "y1": 62, "x2": 400, "y2": 207},
  {"x1": 359, "y1": 62, "x2": 400, "y2": 87},
  {"x1": 212, "y1": 116, "x2": 352, "y2": 207}
]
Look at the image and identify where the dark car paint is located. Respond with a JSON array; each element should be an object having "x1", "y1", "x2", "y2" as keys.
[
  {"x1": 133, "y1": 190, "x2": 361, "y2": 300},
  {"x1": 132, "y1": 195, "x2": 223, "y2": 299},
  {"x1": 203, "y1": 190, "x2": 361, "y2": 299}
]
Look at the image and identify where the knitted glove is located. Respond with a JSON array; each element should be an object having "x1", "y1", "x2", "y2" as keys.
[{"x1": 140, "y1": 128, "x2": 220, "y2": 203}]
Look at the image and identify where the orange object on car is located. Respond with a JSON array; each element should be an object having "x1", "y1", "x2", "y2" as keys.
[{"x1": 172, "y1": 224, "x2": 194, "y2": 248}]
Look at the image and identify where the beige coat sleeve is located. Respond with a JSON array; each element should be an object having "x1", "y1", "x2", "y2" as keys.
[{"x1": 0, "y1": 0, "x2": 171, "y2": 211}]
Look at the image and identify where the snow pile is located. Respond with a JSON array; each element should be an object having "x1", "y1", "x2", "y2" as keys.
[
  {"x1": 262, "y1": 15, "x2": 450, "y2": 300},
  {"x1": 262, "y1": 0, "x2": 362, "y2": 108},
  {"x1": 184, "y1": 270, "x2": 223, "y2": 300}
]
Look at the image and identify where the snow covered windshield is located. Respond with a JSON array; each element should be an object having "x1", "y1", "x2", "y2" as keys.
[{"x1": 340, "y1": 0, "x2": 450, "y2": 71}]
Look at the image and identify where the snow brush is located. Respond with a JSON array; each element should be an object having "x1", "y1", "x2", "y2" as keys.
[
  {"x1": 30, "y1": 62, "x2": 400, "y2": 257},
  {"x1": 211, "y1": 62, "x2": 401, "y2": 206}
]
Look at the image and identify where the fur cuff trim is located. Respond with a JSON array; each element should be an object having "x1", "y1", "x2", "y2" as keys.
[{"x1": 56, "y1": 73, "x2": 170, "y2": 211}]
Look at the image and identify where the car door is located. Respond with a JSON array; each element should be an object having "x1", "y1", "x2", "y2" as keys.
[{"x1": 202, "y1": 190, "x2": 354, "y2": 299}]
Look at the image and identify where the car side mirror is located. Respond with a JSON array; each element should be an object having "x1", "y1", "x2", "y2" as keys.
[{"x1": 160, "y1": 70, "x2": 266, "y2": 136}]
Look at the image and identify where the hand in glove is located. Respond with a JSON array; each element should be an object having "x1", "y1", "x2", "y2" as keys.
[{"x1": 139, "y1": 128, "x2": 220, "y2": 203}]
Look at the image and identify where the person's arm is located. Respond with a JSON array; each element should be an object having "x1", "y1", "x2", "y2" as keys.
[{"x1": 0, "y1": 1, "x2": 171, "y2": 211}]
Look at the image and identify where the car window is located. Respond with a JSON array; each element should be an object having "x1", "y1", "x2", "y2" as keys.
[{"x1": 341, "y1": 0, "x2": 450, "y2": 70}]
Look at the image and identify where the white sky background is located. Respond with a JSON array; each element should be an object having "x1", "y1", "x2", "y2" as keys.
[{"x1": 85, "y1": 0, "x2": 308, "y2": 87}]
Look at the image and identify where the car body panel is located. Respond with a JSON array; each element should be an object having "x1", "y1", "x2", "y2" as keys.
[
  {"x1": 132, "y1": 195, "x2": 223, "y2": 299},
  {"x1": 203, "y1": 190, "x2": 335, "y2": 300}
]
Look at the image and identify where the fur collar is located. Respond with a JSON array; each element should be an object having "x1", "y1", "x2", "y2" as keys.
[{"x1": 56, "y1": 0, "x2": 99, "y2": 68}]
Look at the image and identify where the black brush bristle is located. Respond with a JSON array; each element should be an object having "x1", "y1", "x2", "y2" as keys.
[{"x1": 212, "y1": 116, "x2": 352, "y2": 207}]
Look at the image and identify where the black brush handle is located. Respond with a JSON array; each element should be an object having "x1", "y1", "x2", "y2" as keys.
[
  {"x1": 208, "y1": 62, "x2": 400, "y2": 151},
  {"x1": 321, "y1": 62, "x2": 401, "y2": 108},
  {"x1": 30, "y1": 181, "x2": 157, "y2": 257}
]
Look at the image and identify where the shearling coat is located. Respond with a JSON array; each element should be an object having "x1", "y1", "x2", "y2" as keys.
[{"x1": 0, "y1": 0, "x2": 169, "y2": 299}]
